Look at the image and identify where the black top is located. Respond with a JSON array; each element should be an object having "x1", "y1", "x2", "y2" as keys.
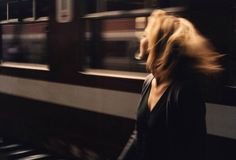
[
  {"x1": 118, "y1": 74, "x2": 206, "y2": 160},
  {"x1": 136, "y1": 80, "x2": 171, "y2": 160}
]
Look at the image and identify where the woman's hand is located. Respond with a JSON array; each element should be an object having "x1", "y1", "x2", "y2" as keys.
[{"x1": 135, "y1": 37, "x2": 148, "y2": 60}]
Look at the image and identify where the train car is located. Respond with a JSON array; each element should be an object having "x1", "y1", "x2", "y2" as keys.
[{"x1": 0, "y1": 0, "x2": 235, "y2": 160}]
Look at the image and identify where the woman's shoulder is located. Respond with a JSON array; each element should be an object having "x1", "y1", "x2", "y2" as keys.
[
  {"x1": 173, "y1": 79, "x2": 200, "y2": 92},
  {"x1": 141, "y1": 74, "x2": 154, "y2": 95},
  {"x1": 170, "y1": 79, "x2": 202, "y2": 103}
]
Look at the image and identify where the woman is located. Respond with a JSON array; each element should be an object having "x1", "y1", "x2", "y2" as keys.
[{"x1": 118, "y1": 10, "x2": 222, "y2": 160}]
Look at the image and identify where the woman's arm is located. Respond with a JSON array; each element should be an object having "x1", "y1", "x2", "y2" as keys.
[{"x1": 117, "y1": 130, "x2": 137, "y2": 160}]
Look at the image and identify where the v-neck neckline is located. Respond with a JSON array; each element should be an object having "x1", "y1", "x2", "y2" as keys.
[{"x1": 146, "y1": 80, "x2": 172, "y2": 113}]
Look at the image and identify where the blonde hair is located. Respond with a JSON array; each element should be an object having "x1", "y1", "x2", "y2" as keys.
[{"x1": 145, "y1": 10, "x2": 223, "y2": 82}]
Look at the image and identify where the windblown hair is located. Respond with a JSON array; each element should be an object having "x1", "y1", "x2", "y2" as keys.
[{"x1": 145, "y1": 10, "x2": 223, "y2": 82}]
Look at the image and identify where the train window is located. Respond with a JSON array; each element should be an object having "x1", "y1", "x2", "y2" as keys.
[
  {"x1": 105, "y1": 0, "x2": 145, "y2": 11},
  {"x1": 0, "y1": 0, "x2": 49, "y2": 68},
  {"x1": 36, "y1": 0, "x2": 49, "y2": 18},
  {"x1": 21, "y1": 0, "x2": 34, "y2": 19},
  {"x1": 86, "y1": 0, "x2": 96, "y2": 13},
  {"x1": 96, "y1": 0, "x2": 185, "y2": 12},
  {"x1": 85, "y1": 17, "x2": 147, "y2": 73},
  {"x1": 0, "y1": 1, "x2": 7, "y2": 21},
  {"x1": 8, "y1": 0, "x2": 19, "y2": 20},
  {"x1": 1, "y1": 22, "x2": 48, "y2": 64},
  {"x1": 83, "y1": 8, "x2": 183, "y2": 74}
]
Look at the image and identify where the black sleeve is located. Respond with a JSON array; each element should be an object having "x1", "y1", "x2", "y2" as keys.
[
  {"x1": 168, "y1": 85, "x2": 207, "y2": 160},
  {"x1": 117, "y1": 74, "x2": 153, "y2": 160},
  {"x1": 117, "y1": 130, "x2": 137, "y2": 160}
]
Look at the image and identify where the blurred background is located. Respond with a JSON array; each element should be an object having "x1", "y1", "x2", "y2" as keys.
[{"x1": 0, "y1": 0, "x2": 235, "y2": 160}]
